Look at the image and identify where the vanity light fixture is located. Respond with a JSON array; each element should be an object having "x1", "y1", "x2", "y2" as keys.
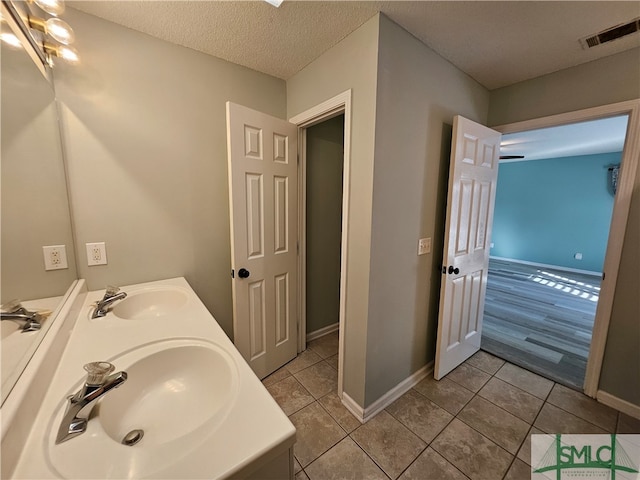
[
  {"x1": 30, "y1": 0, "x2": 65, "y2": 16},
  {"x1": 43, "y1": 41, "x2": 79, "y2": 64},
  {"x1": 29, "y1": 15, "x2": 74, "y2": 44}
]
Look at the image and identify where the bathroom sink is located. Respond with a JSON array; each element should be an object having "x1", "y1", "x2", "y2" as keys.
[
  {"x1": 45, "y1": 338, "x2": 239, "y2": 479},
  {"x1": 98, "y1": 342, "x2": 235, "y2": 445},
  {"x1": 111, "y1": 286, "x2": 189, "y2": 320}
]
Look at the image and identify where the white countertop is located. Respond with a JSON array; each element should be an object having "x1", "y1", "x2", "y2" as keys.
[{"x1": 10, "y1": 277, "x2": 295, "y2": 479}]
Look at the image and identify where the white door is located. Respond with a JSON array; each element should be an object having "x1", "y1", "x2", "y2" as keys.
[
  {"x1": 226, "y1": 102, "x2": 298, "y2": 379},
  {"x1": 434, "y1": 116, "x2": 501, "y2": 379}
]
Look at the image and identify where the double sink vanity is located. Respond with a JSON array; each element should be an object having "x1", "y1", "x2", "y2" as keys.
[{"x1": 1, "y1": 278, "x2": 296, "y2": 479}]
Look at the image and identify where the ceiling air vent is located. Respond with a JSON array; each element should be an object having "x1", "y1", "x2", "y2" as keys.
[{"x1": 580, "y1": 17, "x2": 640, "y2": 49}]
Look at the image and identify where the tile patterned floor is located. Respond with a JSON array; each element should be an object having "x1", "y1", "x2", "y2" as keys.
[{"x1": 262, "y1": 333, "x2": 640, "y2": 480}]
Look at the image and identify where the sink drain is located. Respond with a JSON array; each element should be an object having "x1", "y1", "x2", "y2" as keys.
[{"x1": 122, "y1": 429, "x2": 144, "y2": 446}]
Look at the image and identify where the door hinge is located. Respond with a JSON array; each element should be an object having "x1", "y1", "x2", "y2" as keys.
[
  {"x1": 231, "y1": 269, "x2": 235, "y2": 278},
  {"x1": 297, "y1": 154, "x2": 300, "y2": 165},
  {"x1": 297, "y1": 241, "x2": 299, "y2": 254}
]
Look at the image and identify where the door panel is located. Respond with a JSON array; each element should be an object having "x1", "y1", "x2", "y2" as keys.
[
  {"x1": 227, "y1": 102, "x2": 298, "y2": 379},
  {"x1": 435, "y1": 116, "x2": 501, "y2": 379},
  {"x1": 246, "y1": 173, "x2": 264, "y2": 259}
]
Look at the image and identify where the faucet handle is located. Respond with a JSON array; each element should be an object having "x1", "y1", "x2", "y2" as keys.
[
  {"x1": 84, "y1": 362, "x2": 115, "y2": 385},
  {"x1": 104, "y1": 286, "x2": 120, "y2": 297}
]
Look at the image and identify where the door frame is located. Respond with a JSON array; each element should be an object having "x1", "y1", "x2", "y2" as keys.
[
  {"x1": 289, "y1": 90, "x2": 352, "y2": 399},
  {"x1": 491, "y1": 99, "x2": 640, "y2": 398}
]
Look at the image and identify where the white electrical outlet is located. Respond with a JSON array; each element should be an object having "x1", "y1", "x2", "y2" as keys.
[
  {"x1": 43, "y1": 245, "x2": 68, "y2": 271},
  {"x1": 86, "y1": 242, "x2": 107, "y2": 266},
  {"x1": 418, "y1": 237, "x2": 431, "y2": 255}
]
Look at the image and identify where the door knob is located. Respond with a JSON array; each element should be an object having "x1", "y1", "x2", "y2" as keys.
[
  {"x1": 237, "y1": 268, "x2": 250, "y2": 279},
  {"x1": 447, "y1": 266, "x2": 460, "y2": 275}
]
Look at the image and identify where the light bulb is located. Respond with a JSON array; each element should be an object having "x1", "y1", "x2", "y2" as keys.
[
  {"x1": 45, "y1": 17, "x2": 74, "y2": 44},
  {"x1": 33, "y1": 0, "x2": 65, "y2": 16},
  {"x1": 0, "y1": 32, "x2": 22, "y2": 49},
  {"x1": 29, "y1": 16, "x2": 75, "y2": 45},
  {"x1": 43, "y1": 42, "x2": 79, "y2": 64},
  {"x1": 57, "y1": 44, "x2": 79, "y2": 63}
]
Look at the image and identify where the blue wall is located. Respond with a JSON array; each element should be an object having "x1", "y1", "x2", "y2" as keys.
[{"x1": 491, "y1": 152, "x2": 621, "y2": 272}]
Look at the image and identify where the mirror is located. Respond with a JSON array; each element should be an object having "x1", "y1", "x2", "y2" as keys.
[{"x1": 1, "y1": 12, "x2": 77, "y2": 404}]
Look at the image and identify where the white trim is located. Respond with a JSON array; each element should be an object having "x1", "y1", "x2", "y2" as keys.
[
  {"x1": 290, "y1": 91, "x2": 351, "y2": 126},
  {"x1": 493, "y1": 99, "x2": 640, "y2": 398},
  {"x1": 297, "y1": 128, "x2": 308, "y2": 354},
  {"x1": 340, "y1": 362, "x2": 434, "y2": 424},
  {"x1": 290, "y1": 90, "x2": 352, "y2": 400},
  {"x1": 596, "y1": 390, "x2": 640, "y2": 420},
  {"x1": 490, "y1": 256, "x2": 602, "y2": 277},
  {"x1": 306, "y1": 322, "x2": 339, "y2": 343},
  {"x1": 341, "y1": 392, "x2": 365, "y2": 423}
]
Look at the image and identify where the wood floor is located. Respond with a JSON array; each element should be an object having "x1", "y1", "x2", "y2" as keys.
[{"x1": 481, "y1": 258, "x2": 601, "y2": 390}]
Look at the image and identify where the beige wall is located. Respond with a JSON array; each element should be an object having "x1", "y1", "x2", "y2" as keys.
[
  {"x1": 1, "y1": 39, "x2": 77, "y2": 303},
  {"x1": 365, "y1": 15, "x2": 490, "y2": 406},
  {"x1": 599, "y1": 164, "x2": 640, "y2": 406},
  {"x1": 489, "y1": 49, "x2": 640, "y2": 407},
  {"x1": 54, "y1": 9, "x2": 286, "y2": 337},
  {"x1": 305, "y1": 115, "x2": 344, "y2": 334},
  {"x1": 288, "y1": 14, "x2": 491, "y2": 408},
  {"x1": 489, "y1": 48, "x2": 640, "y2": 126},
  {"x1": 287, "y1": 15, "x2": 380, "y2": 406}
]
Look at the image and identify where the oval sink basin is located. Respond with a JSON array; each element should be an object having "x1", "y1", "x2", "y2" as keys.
[
  {"x1": 46, "y1": 339, "x2": 239, "y2": 479},
  {"x1": 99, "y1": 343, "x2": 234, "y2": 446},
  {"x1": 111, "y1": 286, "x2": 189, "y2": 320}
]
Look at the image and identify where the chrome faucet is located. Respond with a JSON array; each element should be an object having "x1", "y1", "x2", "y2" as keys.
[
  {"x1": 0, "y1": 300, "x2": 42, "y2": 332},
  {"x1": 92, "y1": 286, "x2": 127, "y2": 318},
  {"x1": 56, "y1": 362, "x2": 127, "y2": 444}
]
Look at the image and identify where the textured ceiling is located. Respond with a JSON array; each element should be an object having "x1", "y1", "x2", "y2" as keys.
[{"x1": 69, "y1": 1, "x2": 640, "y2": 90}]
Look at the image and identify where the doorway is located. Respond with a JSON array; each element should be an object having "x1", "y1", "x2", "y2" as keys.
[
  {"x1": 481, "y1": 115, "x2": 629, "y2": 389},
  {"x1": 304, "y1": 114, "x2": 345, "y2": 344},
  {"x1": 434, "y1": 100, "x2": 639, "y2": 400},
  {"x1": 489, "y1": 103, "x2": 639, "y2": 398},
  {"x1": 227, "y1": 92, "x2": 353, "y2": 394},
  {"x1": 291, "y1": 90, "x2": 353, "y2": 399}
]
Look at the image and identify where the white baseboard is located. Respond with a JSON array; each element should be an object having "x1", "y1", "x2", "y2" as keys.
[
  {"x1": 490, "y1": 255, "x2": 602, "y2": 277},
  {"x1": 597, "y1": 390, "x2": 640, "y2": 420},
  {"x1": 340, "y1": 361, "x2": 434, "y2": 424},
  {"x1": 306, "y1": 322, "x2": 339, "y2": 343},
  {"x1": 341, "y1": 392, "x2": 365, "y2": 423}
]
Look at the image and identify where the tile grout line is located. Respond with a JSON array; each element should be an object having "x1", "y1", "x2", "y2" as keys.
[
  {"x1": 444, "y1": 357, "x2": 556, "y2": 478},
  {"x1": 448, "y1": 363, "x2": 522, "y2": 479},
  {"x1": 285, "y1": 338, "x2": 623, "y2": 479}
]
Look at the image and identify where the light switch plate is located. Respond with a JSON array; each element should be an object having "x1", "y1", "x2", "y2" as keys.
[
  {"x1": 418, "y1": 237, "x2": 431, "y2": 255},
  {"x1": 43, "y1": 245, "x2": 68, "y2": 270},
  {"x1": 86, "y1": 242, "x2": 107, "y2": 266}
]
